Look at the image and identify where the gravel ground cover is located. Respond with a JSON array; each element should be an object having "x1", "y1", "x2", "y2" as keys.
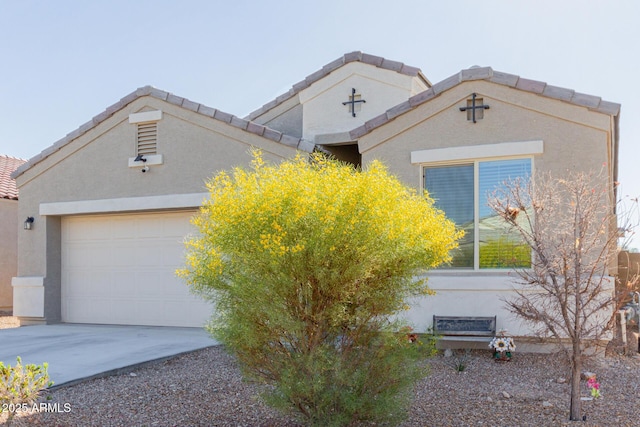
[
  {"x1": 0, "y1": 312, "x2": 19, "y2": 329},
  {"x1": 2, "y1": 317, "x2": 639, "y2": 426}
]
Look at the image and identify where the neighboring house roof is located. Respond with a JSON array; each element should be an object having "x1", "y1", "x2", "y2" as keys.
[
  {"x1": 0, "y1": 155, "x2": 26, "y2": 200},
  {"x1": 245, "y1": 51, "x2": 430, "y2": 121},
  {"x1": 11, "y1": 86, "x2": 316, "y2": 180},
  {"x1": 348, "y1": 66, "x2": 621, "y2": 141}
]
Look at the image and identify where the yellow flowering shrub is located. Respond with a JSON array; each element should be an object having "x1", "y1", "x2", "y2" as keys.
[{"x1": 179, "y1": 151, "x2": 460, "y2": 426}]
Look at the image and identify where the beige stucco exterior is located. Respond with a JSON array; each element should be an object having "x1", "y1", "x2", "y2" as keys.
[
  {"x1": 360, "y1": 80, "x2": 614, "y2": 192},
  {"x1": 12, "y1": 53, "x2": 620, "y2": 339},
  {"x1": 13, "y1": 94, "x2": 302, "y2": 323},
  {"x1": 0, "y1": 198, "x2": 18, "y2": 310},
  {"x1": 251, "y1": 61, "x2": 429, "y2": 147},
  {"x1": 299, "y1": 62, "x2": 429, "y2": 141},
  {"x1": 357, "y1": 79, "x2": 618, "y2": 336}
]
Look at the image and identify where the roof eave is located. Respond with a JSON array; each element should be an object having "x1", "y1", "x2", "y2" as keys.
[
  {"x1": 348, "y1": 66, "x2": 621, "y2": 139},
  {"x1": 11, "y1": 87, "x2": 314, "y2": 180},
  {"x1": 245, "y1": 51, "x2": 426, "y2": 121}
]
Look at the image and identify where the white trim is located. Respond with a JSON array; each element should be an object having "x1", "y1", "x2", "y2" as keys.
[
  {"x1": 410, "y1": 140, "x2": 543, "y2": 164},
  {"x1": 40, "y1": 193, "x2": 208, "y2": 216},
  {"x1": 12, "y1": 276, "x2": 44, "y2": 287},
  {"x1": 128, "y1": 154, "x2": 164, "y2": 167},
  {"x1": 129, "y1": 110, "x2": 162, "y2": 124}
]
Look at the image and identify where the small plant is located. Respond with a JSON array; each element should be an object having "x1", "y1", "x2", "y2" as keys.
[
  {"x1": 448, "y1": 349, "x2": 471, "y2": 372},
  {"x1": 587, "y1": 378, "x2": 601, "y2": 399},
  {"x1": 0, "y1": 356, "x2": 53, "y2": 425}
]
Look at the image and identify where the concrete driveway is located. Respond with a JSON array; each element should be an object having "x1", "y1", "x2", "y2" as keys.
[{"x1": 0, "y1": 324, "x2": 218, "y2": 388}]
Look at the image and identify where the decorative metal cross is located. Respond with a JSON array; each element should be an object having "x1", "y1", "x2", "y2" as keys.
[
  {"x1": 342, "y1": 88, "x2": 366, "y2": 117},
  {"x1": 459, "y1": 93, "x2": 490, "y2": 123}
]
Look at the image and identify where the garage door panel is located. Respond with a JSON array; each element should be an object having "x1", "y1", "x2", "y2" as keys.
[
  {"x1": 66, "y1": 218, "x2": 113, "y2": 241},
  {"x1": 111, "y1": 271, "x2": 135, "y2": 295},
  {"x1": 138, "y1": 217, "x2": 167, "y2": 238},
  {"x1": 132, "y1": 271, "x2": 166, "y2": 297},
  {"x1": 110, "y1": 243, "x2": 139, "y2": 266},
  {"x1": 135, "y1": 243, "x2": 166, "y2": 266},
  {"x1": 110, "y1": 217, "x2": 138, "y2": 239},
  {"x1": 66, "y1": 270, "x2": 112, "y2": 298},
  {"x1": 64, "y1": 297, "x2": 113, "y2": 324},
  {"x1": 108, "y1": 300, "x2": 135, "y2": 325},
  {"x1": 65, "y1": 243, "x2": 111, "y2": 268},
  {"x1": 161, "y1": 241, "x2": 189, "y2": 265},
  {"x1": 62, "y1": 211, "x2": 212, "y2": 327}
]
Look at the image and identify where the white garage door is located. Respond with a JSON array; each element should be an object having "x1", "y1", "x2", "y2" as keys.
[{"x1": 61, "y1": 211, "x2": 212, "y2": 327}]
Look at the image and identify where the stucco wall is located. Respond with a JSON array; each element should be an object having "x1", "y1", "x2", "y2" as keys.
[
  {"x1": 300, "y1": 62, "x2": 429, "y2": 142},
  {"x1": 358, "y1": 80, "x2": 616, "y2": 335},
  {"x1": 254, "y1": 100, "x2": 303, "y2": 138},
  {"x1": 14, "y1": 96, "x2": 301, "y2": 322},
  {"x1": 360, "y1": 81, "x2": 612, "y2": 190},
  {"x1": 0, "y1": 198, "x2": 18, "y2": 310}
]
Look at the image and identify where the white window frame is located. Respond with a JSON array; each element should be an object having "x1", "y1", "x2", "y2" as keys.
[{"x1": 413, "y1": 141, "x2": 543, "y2": 272}]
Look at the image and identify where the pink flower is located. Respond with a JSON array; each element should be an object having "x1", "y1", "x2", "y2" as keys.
[{"x1": 587, "y1": 378, "x2": 601, "y2": 398}]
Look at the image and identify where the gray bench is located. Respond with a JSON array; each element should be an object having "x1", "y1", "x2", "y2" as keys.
[{"x1": 433, "y1": 315, "x2": 496, "y2": 342}]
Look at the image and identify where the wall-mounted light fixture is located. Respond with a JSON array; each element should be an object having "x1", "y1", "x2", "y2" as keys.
[
  {"x1": 134, "y1": 154, "x2": 149, "y2": 173},
  {"x1": 24, "y1": 217, "x2": 34, "y2": 230}
]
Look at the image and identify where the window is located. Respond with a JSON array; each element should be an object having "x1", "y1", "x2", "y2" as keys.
[{"x1": 424, "y1": 158, "x2": 531, "y2": 270}]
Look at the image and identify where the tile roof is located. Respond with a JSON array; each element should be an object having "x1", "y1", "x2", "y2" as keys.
[
  {"x1": 245, "y1": 51, "x2": 429, "y2": 121},
  {"x1": 0, "y1": 155, "x2": 26, "y2": 200},
  {"x1": 348, "y1": 66, "x2": 621, "y2": 140},
  {"x1": 11, "y1": 86, "x2": 316, "y2": 180}
]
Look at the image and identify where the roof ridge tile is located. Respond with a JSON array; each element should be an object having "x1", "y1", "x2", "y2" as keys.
[
  {"x1": 489, "y1": 71, "x2": 519, "y2": 87},
  {"x1": 197, "y1": 104, "x2": 217, "y2": 117},
  {"x1": 542, "y1": 84, "x2": 575, "y2": 102},
  {"x1": 460, "y1": 66, "x2": 493, "y2": 81},
  {"x1": 343, "y1": 51, "x2": 363, "y2": 63},
  {"x1": 230, "y1": 116, "x2": 249, "y2": 130},
  {"x1": 570, "y1": 92, "x2": 602, "y2": 109},
  {"x1": 380, "y1": 58, "x2": 404, "y2": 73},
  {"x1": 182, "y1": 99, "x2": 200, "y2": 112},
  {"x1": 408, "y1": 87, "x2": 436, "y2": 107},
  {"x1": 515, "y1": 77, "x2": 546, "y2": 94},
  {"x1": 361, "y1": 53, "x2": 384, "y2": 67},
  {"x1": 280, "y1": 134, "x2": 301, "y2": 148},
  {"x1": 431, "y1": 73, "x2": 461, "y2": 95}
]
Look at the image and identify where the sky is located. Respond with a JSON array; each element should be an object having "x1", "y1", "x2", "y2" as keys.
[{"x1": 1, "y1": 0, "x2": 639, "y2": 241}]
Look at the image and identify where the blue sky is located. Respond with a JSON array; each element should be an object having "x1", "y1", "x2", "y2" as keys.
[{"x1": 1, "y1": 0, "x2": 639, "y2": 240}]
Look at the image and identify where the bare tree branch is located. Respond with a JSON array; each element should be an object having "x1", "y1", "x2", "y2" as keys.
[{"x1": 487, "y1": 169, "x2": 635, "y2": 421}]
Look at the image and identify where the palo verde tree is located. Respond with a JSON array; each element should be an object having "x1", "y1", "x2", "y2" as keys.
[
  {"x1": 487, "y1": 170, "x2": 627, "y2": 422},
  {"x1": 180, "y1": 151, "x2": 460, "y2": 426}
]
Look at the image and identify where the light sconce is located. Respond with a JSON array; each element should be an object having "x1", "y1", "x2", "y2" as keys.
[
  {"x1": 134, "y1": 154, "x2": 149, "y2": 173},
  {"x1": 24, "y1": 217, "x2": 34, "y2": 230}
]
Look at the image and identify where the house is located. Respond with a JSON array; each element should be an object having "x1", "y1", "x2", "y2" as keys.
[
  {"x1": 11, "y1": 52, "x2": 620, "y2": 336},
  {"x1": 0, "y1": 155, "x2": 25, "y2": 311}
]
